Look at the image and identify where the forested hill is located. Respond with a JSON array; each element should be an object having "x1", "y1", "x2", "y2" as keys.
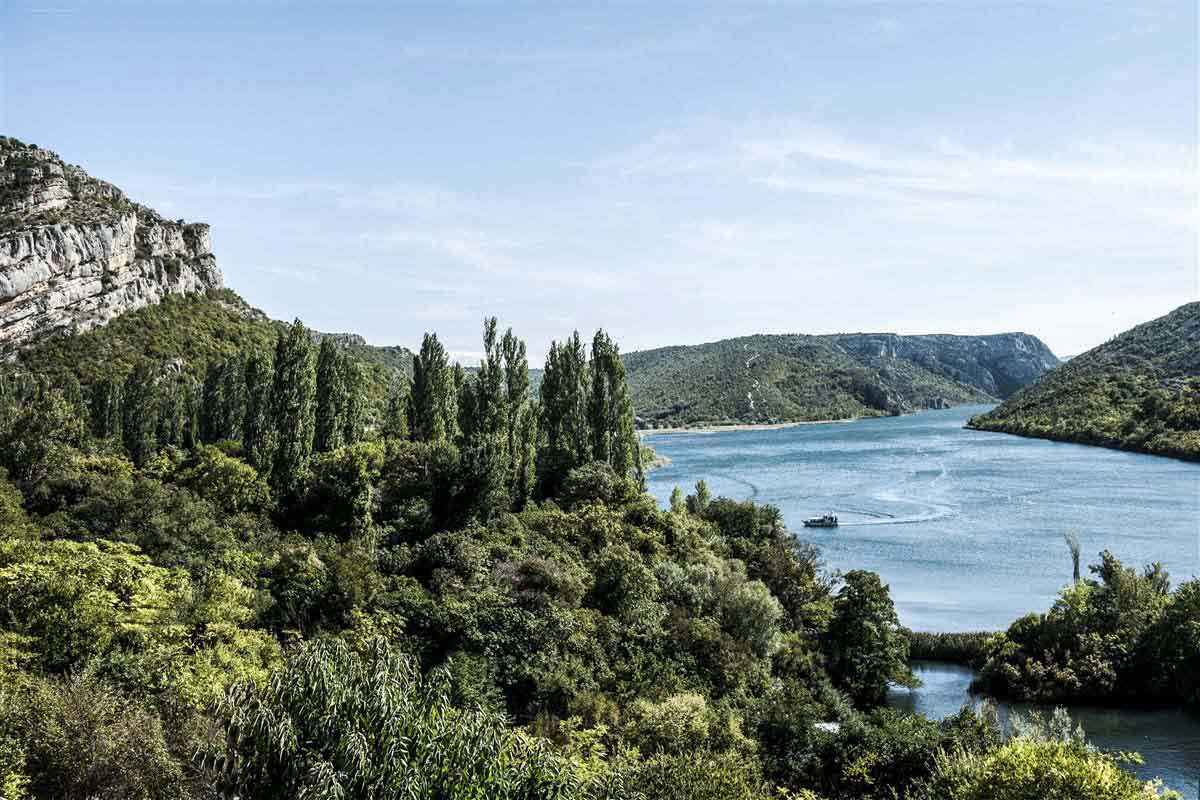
[
  {"x1": 9, "y1": 289, "x2": 415, "y2": 430},
  {"x1": 624, "y1": 331, "x2": 1058, "y2": 429},
  {"x1": 969, "y1": 302, "x2": 1200, "y2": 460}
]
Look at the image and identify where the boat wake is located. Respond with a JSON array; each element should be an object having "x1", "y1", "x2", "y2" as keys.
[
  {"x1": 710, "y1": 472, "x2": 761, "y2": 499},
  {"x1": 835, "y1": 493, "x2": 955, "y2": 527}
]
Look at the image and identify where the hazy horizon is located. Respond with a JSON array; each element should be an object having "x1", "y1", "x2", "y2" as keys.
[{"x1": 4, "y1": 1, "x2": 1196, "y2": 364}]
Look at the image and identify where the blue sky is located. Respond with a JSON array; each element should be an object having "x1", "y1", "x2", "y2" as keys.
[{"x1": 3, "y1": 1, "x2": 1196, "y2": 362}]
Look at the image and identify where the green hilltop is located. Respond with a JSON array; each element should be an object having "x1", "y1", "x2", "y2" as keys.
[
  {"x1": 623, "y1": 331, "x2": 1058, "y2": 429},
  {"x1": 969, "y1": 302, "x2": 1200, "y2": 461}
]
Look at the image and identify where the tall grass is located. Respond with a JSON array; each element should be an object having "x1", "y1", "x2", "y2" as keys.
[{"x1": 905, "y1": 629, "x2": 995, "y2": 667}]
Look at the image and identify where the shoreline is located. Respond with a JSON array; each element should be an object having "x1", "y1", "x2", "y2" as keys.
[
  {"x1": 637, "y1": 402, "x2": 1002, "y2": 437},
  {"x1": 638, "y1": 416, "x2": 869, "y2": 436}
]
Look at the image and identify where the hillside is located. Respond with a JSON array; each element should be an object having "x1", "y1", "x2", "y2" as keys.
[
  {"x1": 10, "y1": 288, "x2": 414, "y2": 427},
  {"x1": 624, "y1": 331, "x2": 1058, "y2": 429},
  {"x1": 968, "y1": 302, "x2": 1200, "y2": 460},
  {"x1": 0, "y1": 136, "x2": 222, "y2": 348}
]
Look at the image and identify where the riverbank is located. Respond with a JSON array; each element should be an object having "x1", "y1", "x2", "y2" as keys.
[
  {"x1": 889, "y1": 660, "x2": 1200, "y2": 796},
  {"x1": 965, "y1": 418, "x2": 1200, "y2": 464},
  {"x1": 640, "y1": 443, "x2": 671, "y2": 472},
  {"x1": 639, "y1": 416, "x2": 867, "y2": 436}
]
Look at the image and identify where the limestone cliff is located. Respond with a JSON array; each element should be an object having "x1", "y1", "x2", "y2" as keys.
[
  {"x1": 0, "y1": 136, "x2": 222, "y2": 351},
  {"x1": 823, "y1": 332, "x2": 1061, "y2": 399}
]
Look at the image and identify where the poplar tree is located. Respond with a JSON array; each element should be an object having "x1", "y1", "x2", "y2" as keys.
[
  {"x1": 218, "y1": 354, "x2": 246, "y2": 442},
  {"x1": 383, "y1": 377, "x2": 410, "y2": 440},
  {"x1": 341, "y1": 359, "x2": 365, "y2": 446},
  {"x1": 201, "y1": 361, "x2": 223, "y2": 443},
  {"x1": 587, "y1": 329, "x2": 642, "y2": 486},
  {"x1": 411, "y1": 333, "x2": 457, "y2": 443},
  {"x1": 537, "y1": 332, "x2": 589, "y2": 495},
  {"x1": 502, "y1": 326, "x2": 533, "y2": 509},
  {"x1": 314, "y1": 339, "x2": 348, "y2": 453},
  {"x1": 460, "y1": 318, "x2": 513, "y2": 517},
  {"x1": 242, "y1": 352, "x2": 275, "y2": 473},
  {"x1": 89, "y1": 377, "x2": 122, "y2": 441},
  {"x1": 122, "y1": 363, "x2": 159, "y2": 465},
  {"x1": 269, "y1": 321, "x2": 317, "y2": 498}
]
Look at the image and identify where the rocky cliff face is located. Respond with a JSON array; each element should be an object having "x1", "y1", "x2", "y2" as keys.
[
  {"x1": 824, "y1": 332, "x2": 1060, "y2": 399},
  {"x1": 0, "y1": 136, "x2": 222, "y2": 351}
]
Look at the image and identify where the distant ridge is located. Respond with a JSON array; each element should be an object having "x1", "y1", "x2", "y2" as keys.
[
  {"x1": 969, "y1": 302, "x2": 1200, "y2": 461},
  {"x1": 623, "y1": 331, "x2": 1059, "y2": 429}
]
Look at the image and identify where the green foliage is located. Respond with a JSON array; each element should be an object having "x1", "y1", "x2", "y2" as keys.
[
  {"x1": 314, "y1": 338, "x2": 349, "y2": 453},
  {"x1": 0, "y1": 309, "x2": 1174, "y2": 799},
  {"x1": 905, "y1": 630, "x2": 995, "y2": 667},
  {"x1": 2, "y1": 670, "x2": 194, "y2": 800},
  {"x1": 208, "y1": 637, "x2": 615, "y2": 799},
  {"x1": 177, "y1": 444, "x2": 272, "y2": 515},
  {"x1": 922, "y1": 734, "x2": 1182, "y2": 800},
  {"x1": 269, "y1": 320, "x2": 317, "y2": 499},
  {"x1": 412, "y1": 332, "x2": 458, "y2": 443},
  {"x1": 971, "y1": 302, "x2": 1200, "y2": 460},
  {"x1": 624, "y1": 333, "x2": 1015, "y2": 429},
  {"x1": 975, "y1": 551, "x2": 1199, "y2": 711},
  {"x1": 826, "y1": 571, "x2": 916, "y2": 706}
]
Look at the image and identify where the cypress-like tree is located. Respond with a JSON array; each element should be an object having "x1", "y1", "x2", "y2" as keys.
[
  {"x1": 383, "y1": 377, "x2": 410, "y2": 440},
  {"x1": 341, "y1": 359, "x2": 365, "y2": 446},
  {"x1": 242, "y1": 352, "x2": 275, "y2": 473},
  {"x1": 122, "y1": 363, "x2": 159, "y2": 465},
  {"x1": 218, "y1": 354, "x2": 246, "y2": 442},
  {"x1": 269, "y1": 321, "x2": 317, "y2": 498},
  {"x1": 502, "y1": 326, "x2": 533, "y2": 508},
  {"x1": 459, "y1": 318, "x2": 513, "y2": 517},
  {"x1": 201, "y1": 361, "x2": 223, "y2": 443},
  {"x1": 88, "y1": 377, "x2": 122, "y2": 441},
  {"x1": 156, "y1": 374, "x2": 198, "y2": 451},
  {"x1": 314, "y1": 338, "x2": 348, "y2": 453},
  {"x1": 411, "y1": 333, "x2": 457, "y2": 443},
  {"x1": 537, "y1": 332, "x2": 589, "y2": 495},
  {"x1": 587, "y1": 330, "x2": 642, "y2": 486}
]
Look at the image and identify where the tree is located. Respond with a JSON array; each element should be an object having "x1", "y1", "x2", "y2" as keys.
[
  {"x1": 0, "y1": 391, "x2": 86, "y2": 486},
  {"x1": 411, "y1": 333, "x2": 457, "y2": 443},
  {"x1": 206, "y1": 638, "x2": 599, "y2": 799},
  {"x1": 200, "y1": 361, "x2": 223, "y2": 443},
  {"x1": 825, "y1": 570, "x2": 915, "y2": 706},
  {"x1": 501, "y1": 327, "x2": 534, "y2": 509},
  {"x1": 122, "y1": 364, "x2": 159, "y2": 465},
  {"x1": 241, "y1": 352, "x2": 275, "y2": 473},
  {"x1": 382, "y1": 378, "x2": 410, "y2": 440},
  {"x1": 269, "y1": 321, "x2": 317, "y2": 499},
  {"x1": 686, "y1": 479, "x2": 711, "y2": 515},
  {"x1": 218, "y1": 354, "x2": 246, "y2": 442},
  {"x1": 537, "y1": 332, "x2": 589, "y2": 496},
  {"x1": 314, "y1": 339, "x2": 348, "y2": 453},
  {"x1": 88, "y1": 378, "x2": 122, "y2": 442},
  {"x1": 341, "y1": 359, "x2": 366, "y2": 447}
]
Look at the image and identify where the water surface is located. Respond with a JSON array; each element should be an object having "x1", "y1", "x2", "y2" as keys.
[
  {"x1": 645, "y1": 405, "x2": 1200, "y2": 632},
  {"x1": 888, "y1": 662, "x2": 1200, "y2": 796}
]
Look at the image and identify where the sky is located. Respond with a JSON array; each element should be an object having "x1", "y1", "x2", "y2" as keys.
[{"x1": 2, "y1": 1, "x2": 1196, "y2": 363}]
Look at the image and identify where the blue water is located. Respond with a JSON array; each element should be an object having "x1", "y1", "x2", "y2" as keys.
[
  {"x1": 645, "y1": 405, "x2": 1200, "y2": 795},
  {"x1": 888, "y1": 662, "x2": 1200, "y2": 797},
  {"x1": 645, "y1": 405, "x2": 1200, "y2": 632}
]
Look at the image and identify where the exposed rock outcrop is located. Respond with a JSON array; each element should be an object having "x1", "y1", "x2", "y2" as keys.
[
  {"x1": 825, "y1": 332, "x2": 1060, "y2": 399},
  {"x1": 0, "y1": 136, "x2": 222, "y2": 351}
]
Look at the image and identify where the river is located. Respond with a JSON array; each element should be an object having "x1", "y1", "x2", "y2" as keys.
[
  {"x1": 888, "y1": 662, "x2": 1199, "y2": 796},
  {"x1": 643, "y1": 405, "x2": 1200, "y2": 795}
]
